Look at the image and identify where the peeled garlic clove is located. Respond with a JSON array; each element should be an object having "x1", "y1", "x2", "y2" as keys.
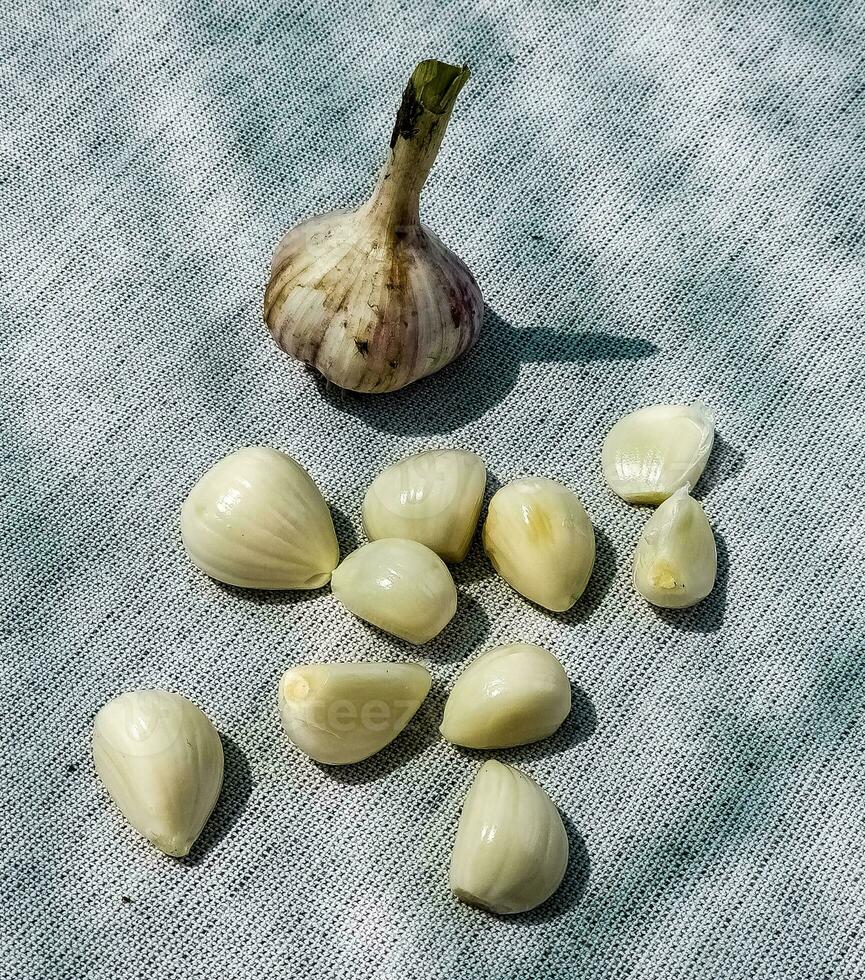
[
  {"x1": 279, "y1": 661, "x2": 431, "y2": 765},
  {"x1": 92, "y1": 690, "x2": 224, "y2": 857},
  {"x1": 602, "y1": 402, "x2": 714, "y2": 504},
  {"x1": 482, "y1": 478, "x2": 595, "y2": 612},
  {"x1": 363, "y1": 449, "x2": 486, "y2": 562},
  {"x1": 440, "y1": 643, "x2": 571, "y2": 749},
  {"x1": 181, "y1": 446, "x2": 339, "y2": 589},
  {"x1": 264, "y1": 61, "x2": 482, "y2": 393},
  {"x1": 633, "y1": 486, "x2": 717, "y2": 608},
  {"x1": 331, "y1": 538, "x2": 457, "y2": 644},
  {"x1": 450, "y1": 760, "x2": 569, "y2": 914}
]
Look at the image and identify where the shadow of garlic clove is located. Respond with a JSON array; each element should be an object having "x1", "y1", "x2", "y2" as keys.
[
  {"x1": 450, "y1": 760, "x2": 569, "y2": 914},
  {"x1": 633, "y1": 486, "x2": 717, "y2": 608},
  {"x1": 482, "y1": 477, "x2": 595, "y2": 612},
  {"x1": 602, "y1": 402, "x2": 715, "y2": 505},
  {"x1": 278, "y1": 661, "x2": 431, "y2": 765},
  {"x1": 330, "y1": 538, "x2": 457, "y2": 644},
  {"x1": 180, "y1": 446, "x2": 339, "y2": 590},
  {"x1": 264, "y1": 60, "x2": 483, "y2": 393},
  {"x1": 92, "y1": 690, "x2": 224, "y2": 857},
  {"x1": 440, "y1": 642, "x2": 571, "y2": 749},
  {"x1": 362, "y1": 449, "x2": 486, "y2": 562}
]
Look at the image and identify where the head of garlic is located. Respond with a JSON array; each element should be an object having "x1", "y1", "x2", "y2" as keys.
[
  {"x1": 92, "y1": 690, "x2": 224, "y2": 857},
  {"x1": 633, "y1": 486, "x2": 717, "y2": 608},
  {"x1": 363, "y1": 449, "x2": 486, "y2": 562},
  {"x1": 440, "y1": 643, "x2": 571, "y2": 749},
  {"x1": 602, "y1": 402, "x2": 714, "y2": 504},
  {"x1": 263, "y1": 60, "x2": 483, "y2": 393},
  {"x1": 450, "y1": 760, "x2": 569, "y2": 914},
  {"x1": 331, "y1": 538, "x2": 457, "y2": 644},
  {"x1": 181, "y1": 446, "x2": 339, "y2": 589},
  {"x1": 279, "y1": 661, "x2": 431, "y2": 765},
  {"x1": 482, "y1": 477, "x2": 595, "y2": 612}
]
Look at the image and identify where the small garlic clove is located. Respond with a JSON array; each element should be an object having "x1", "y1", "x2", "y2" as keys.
[
  {"x1": 440, "y1": 643, "x2": 571, "y2": 749},
  {"x1": 181, "y1": 446, "x2": 339, "y2": 589},
  {"x1": 331, "y1": 538, "x2": 457, "y2": 644},
  {"x1": 602, "y1": 402, "x2": 714, "y2": 504},
  {"x1": 92, "y1": 690, "x2": 224, "y2": 857},
  {"x1": 482, "y1": 478, "x2": 595, "y2": 612},
  {"x1": 363, "y1": 449, "x2": 486, "y2": 562},
  {"x1": 633, "y1": 486, "x2": 717, "y2": 608},
  {"x1": 449, "y1": 760, "x2": 569, "y2": 914},
  {"x1": 278, "y1": 661, "x2": 431, "y2": 765}
]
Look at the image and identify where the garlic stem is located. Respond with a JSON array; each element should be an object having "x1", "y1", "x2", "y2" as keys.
[{"x1": 363, "y1": 61, "x2": 470, "y2": 231}]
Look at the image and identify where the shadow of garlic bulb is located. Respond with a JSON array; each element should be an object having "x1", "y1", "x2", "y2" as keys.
[{"x1": 264, "y1": 60, "x2": 483, "y2": 393}]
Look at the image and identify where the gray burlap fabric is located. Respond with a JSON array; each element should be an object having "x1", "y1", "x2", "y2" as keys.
[{"x1": 2, "y1": 1, "x2": 863, "y2": 977}]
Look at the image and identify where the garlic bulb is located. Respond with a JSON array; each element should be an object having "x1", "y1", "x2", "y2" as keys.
[
  {"x1": 331, "y1": 538, "x2": 457, "y2": 644},
  {"x1": 181, "y1": 446, "x2": 339, "y2": 589},
  {"x1": 440, "y1": 643, "x2": 571, "y2": 749},
  {"x1": 602, "y1": 402, "x2": 714, "y2": 504},
  {"x1": 264, "y1": 60, "x2": 483, "y2": 393},
  {"x1": 92, "y1": 690, "x2": 224, "y2": 857},
  {"x1": 450, "y1": 760, "x2": 568, "y2": 914},
  {"x1": 633, "y1": 486, "x2": 717, "y2": 607},
  {"x1": 482, "y1": 478, "x2": 595, "y2": 612},
  {"x1": 363, "y1": 449, "x2": 486, "y2": 562},
  {"x1": 279, "y1": 661, "x2": 431, "y2": 765}
]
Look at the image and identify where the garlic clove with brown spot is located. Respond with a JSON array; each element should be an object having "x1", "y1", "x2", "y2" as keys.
[
  {"x1": 363, "y1": 449, "x2": 486, "y2": 562},
  {"x1": 633, "y1": 486, "x2": 717, "y2": 607},
  {"x1": 482, "y1": 477, "x2": 595, "y2": 612},
  {"x1": 278, "y1": 661, "x2": 431, "y2": 765},
  {"x1": 264, "y1": 60, "x2": 483, "y2": 393}
]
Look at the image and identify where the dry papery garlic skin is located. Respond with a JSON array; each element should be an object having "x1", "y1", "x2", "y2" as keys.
[
  {"x1": 363, "y1": 449, "x2": 486, "y2": 562},
  {"x1": 450, "y1": 760, "x2": 569, "y2": 914},
  {"x1": 279, "y1": 661, "x2": 431, "y2": 765},
  {"x1": 181, "y1": 446, "x2": 339, "y2": 589},
  {"x1": 92, "y1": 690, "x2": 224, "y2": 857},
  {"x1": 602, "y1": 402, "x2": 714, "y2": 505},
  {"x1": 331, "y1": 538, "x2": 457, "y2": 644},
  {"x1": 440, "y1": 643, "x2": 571, "y2": 749},
  {"x1": 483, "y1": 477, "x2": 595, "y2": 612},
  {"x1": 633, "y1": 486, "x2": 717, "y2": 608},
  {"x1": 264, "y1": 60, "x2": 482, "y2": 393}
]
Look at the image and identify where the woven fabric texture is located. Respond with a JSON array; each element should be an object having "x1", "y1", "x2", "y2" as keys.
[{"x1": 2, "y1": 1, "x2": 863, "y2": 977}]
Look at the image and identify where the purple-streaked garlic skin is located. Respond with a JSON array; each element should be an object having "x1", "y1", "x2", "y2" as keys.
[
  {"x1": 264, "y1": 214, "x2": 482, "y2": 393},
  {"x1": 263, "y1": 60, "x2": 482, "y2": 394}
]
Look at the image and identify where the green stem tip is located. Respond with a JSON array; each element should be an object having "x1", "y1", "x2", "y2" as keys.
[
  {"x1": 410, "y1": 59, "x2": 470, "y2": 114},
  {"x1": 390, "y1": 59, "x2": 470, "y2": 147}
]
